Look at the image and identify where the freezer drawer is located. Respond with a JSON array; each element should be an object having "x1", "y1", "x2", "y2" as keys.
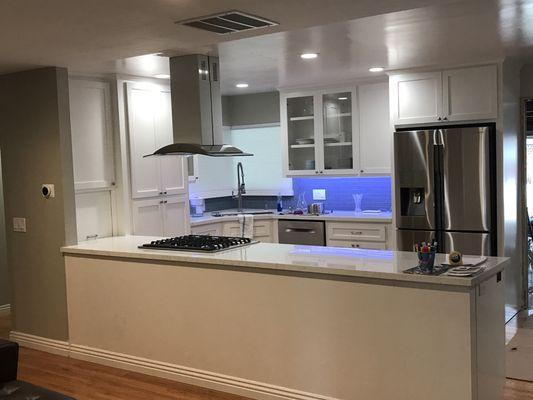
[
  {"x1": 278, "y1": 220, "x2": 325, "y2": 246},
  {"x1": 396, "y1": 229, "x2": 437, "y2": 252},
  {"x1": 442, "y1": 231, "x2": 491, "y2": 256}
]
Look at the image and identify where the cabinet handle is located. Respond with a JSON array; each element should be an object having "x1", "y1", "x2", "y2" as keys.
[
  {"x1": 351, "y1": 231, "x2": 363, "y2": 235},
  {"x1": 86, "y1": 234, "x2": 98, "y2": 240},
  {"x1": 159, "y1": 192, "x2": 163, "y2": 195},
  {"x1": 351, "y1": 244, "x2": 360, "y2": 248},
  {"x1": 164, "y1": 200, "x2": 168, "y2": 204},
  {"x1": 159, "y1": 200, "x2": 164, "y2": 204}
]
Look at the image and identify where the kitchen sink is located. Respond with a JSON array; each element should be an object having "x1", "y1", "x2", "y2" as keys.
[{"x1": 211, "y1": 211, "x2": 275, "y2": 217}]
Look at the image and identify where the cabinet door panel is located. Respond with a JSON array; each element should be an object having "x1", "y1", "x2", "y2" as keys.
[
  {"x1": 358, "y1": 82, "x2": 391, "y2": 174},
  {"x1": 75, "y1": 191, "x2": 113, "y2": 241},
  {"x1": 69, "y1": 79, "x2": 115, "y2": 190},
  {"x1": 163, "y1": 195, "x2": 190, "y2": 237},
  {"x1": 127, "y1": 84, "x2": 161, "y2": 199},
  {"x1": 390, "y1": 72, "x2": 442, "y2": 125},
  {"x1": 132, "y1": 198, "x2": 163, "y2": 236},
  {"x1": 157, "y1": 90, "x2": 187, "y2": 195},
  {"x1": 443, "y1": 65, "x2": 497, "y2": 121},
  {"x1": 322, "y1": 91, "x2": 355, "y2": 173}
]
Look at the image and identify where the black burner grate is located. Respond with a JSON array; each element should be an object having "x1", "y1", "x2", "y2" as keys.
[{"x1": 139, "y1": 235, "x2": 254, "y2": 252}]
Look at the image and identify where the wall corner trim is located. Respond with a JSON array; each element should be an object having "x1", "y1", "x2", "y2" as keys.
[
  {"x1": 0, "y1": 304, "x2": 10, "y2": 316},
  {"x1": 9, "y1": 331, "x2": 70, "y2": 357}
]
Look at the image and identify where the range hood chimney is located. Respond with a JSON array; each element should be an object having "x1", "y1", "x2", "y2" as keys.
[{"x1": 147, "y1": 54, "x2": 252, "y2": 157}]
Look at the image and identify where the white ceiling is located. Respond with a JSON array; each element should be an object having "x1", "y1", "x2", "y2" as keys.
[{"x1": 2, "y1": 0, "x2": 533, "y2": 94}]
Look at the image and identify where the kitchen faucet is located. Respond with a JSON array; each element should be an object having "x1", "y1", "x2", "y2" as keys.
[{"x1": 233, "y1": 162, "x2": 246, "y2": 212}]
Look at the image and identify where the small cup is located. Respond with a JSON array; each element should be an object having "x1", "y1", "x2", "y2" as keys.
[{"x1": 418, "y1": 251, "x2": 436, "y2": 273}]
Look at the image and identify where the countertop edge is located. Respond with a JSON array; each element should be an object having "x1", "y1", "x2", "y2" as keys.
[{"x1": 60, "y1": 245, "x2": 504, "y2": 288}]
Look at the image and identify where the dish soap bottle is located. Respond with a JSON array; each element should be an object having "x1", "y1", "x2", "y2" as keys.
[{"x1": 277, "y1": 193, "x2": 283, "y2": 212}]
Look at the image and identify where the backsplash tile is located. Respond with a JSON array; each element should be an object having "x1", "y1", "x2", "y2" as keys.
[
  {"x1": 292, "y1": 177, "x2": 392, "y2": 212},
  {"x1": 199, "y1": 177, "x2": 391, "y2": 213}
]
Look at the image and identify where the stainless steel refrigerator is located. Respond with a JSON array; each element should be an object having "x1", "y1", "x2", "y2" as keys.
[{"x1": 395, "y1": 125, "x2": 496, "y2": 255}]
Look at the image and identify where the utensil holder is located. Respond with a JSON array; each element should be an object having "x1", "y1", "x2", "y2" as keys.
[{"x1": 417, "y1": 250, "x2": 436, "y2": 272}]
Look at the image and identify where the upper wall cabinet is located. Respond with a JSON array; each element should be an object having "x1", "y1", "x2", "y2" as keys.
[
  {"x1": 69, "y1": 79, "x2": 115, "y2": 191},
  {"x1": 126, "y1": 82, "x2": 187, "y2": 199},
  {"x1": 389, "y1": 65, "x2": 498, "y2": 126},
  {"x1": 280, "y1": 82, "x2": 391, "y2": 177}
]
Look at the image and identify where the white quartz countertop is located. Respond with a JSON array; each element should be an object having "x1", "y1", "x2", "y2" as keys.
[
  {"x1": 61, "y1": 236, "x2": 508, "y2": 288},
  {"x1": 190, "y1": 209, "x2": 393, "y2": 226}
]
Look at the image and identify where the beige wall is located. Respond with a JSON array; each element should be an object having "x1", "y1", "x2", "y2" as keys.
[
  {"x1": 0, "y1": 67, "x2": 76, "y2": 340},
  {"x1": 0, "y1": 153, "x2": 8, "y2": 307}
]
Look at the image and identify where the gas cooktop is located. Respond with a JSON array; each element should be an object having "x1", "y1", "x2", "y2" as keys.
[{"x1": 139, "y1": 235, "x2": 257, "y2": 253}]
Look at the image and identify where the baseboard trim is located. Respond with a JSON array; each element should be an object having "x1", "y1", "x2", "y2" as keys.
[
  {"x1": 69, "y1": 344, "x2": 333, "y2": 400},
  {"x1": 9, "y1": 331, "x2": 70, "y2": 357},
  {"x1": 0, "y1": 304, "x2": 10, "y2": 316}
]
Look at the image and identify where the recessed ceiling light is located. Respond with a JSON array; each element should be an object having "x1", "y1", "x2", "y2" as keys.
[
  {"x1": 236, "y1": 83, "x2": 249, "y2": 88},
  {"x1": 154, "y1": 74, "x2": 170, "y2": 79},
  {"x1": 300, "y1": 53, "x2": 318, "y2": 60},
  {"x1": 369, "y1": 67, "x2": 384, "y2": 73},
  {"x1": 338, "y1": 97, "x2": 348, "y2": 101}
]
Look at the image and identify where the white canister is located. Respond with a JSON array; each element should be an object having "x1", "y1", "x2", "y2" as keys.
[{"x1": 190, "y1": 197, "x2": 205, "y2": 217}]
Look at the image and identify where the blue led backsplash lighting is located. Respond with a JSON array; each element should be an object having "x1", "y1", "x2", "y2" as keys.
[{"x1": 292, "y1": 177, "x2": 392, "y2": 212}]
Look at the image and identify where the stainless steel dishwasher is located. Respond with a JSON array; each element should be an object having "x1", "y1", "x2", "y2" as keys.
[{"x1": 278, "y1": 220, "x2": 326, "y2": 246}]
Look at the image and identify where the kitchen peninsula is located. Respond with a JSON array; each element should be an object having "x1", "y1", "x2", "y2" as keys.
[{"x1": 61, "y1": 236, "x2": 508, "y2": 400}]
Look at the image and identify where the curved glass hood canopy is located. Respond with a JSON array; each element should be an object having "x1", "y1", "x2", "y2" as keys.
[{"x1": 147, "y1": 54, "x2": 253, "y2": 158}]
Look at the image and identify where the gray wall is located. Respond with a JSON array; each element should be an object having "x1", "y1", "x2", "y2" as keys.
[
  {"x1": 222, "y1": 91, "x2": 280, "y2": 127},
  {"x1": 0, "y1": 67, "x2": 77, "y2": 340},
  {"x1": 0, "y1": 154, "x2": 8, "y2": 307}
]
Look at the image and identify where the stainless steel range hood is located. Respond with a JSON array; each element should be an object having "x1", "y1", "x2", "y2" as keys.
[{"x1": 146, "y1": 54, "x2": 252, "y2": 157}]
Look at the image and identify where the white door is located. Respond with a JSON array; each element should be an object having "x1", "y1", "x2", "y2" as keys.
[
  {"x1": 127, "y1": 83, "x2": 161, "y2": 199},
  {"x1": 75, "y1": 191, "x2": 114, "y2": 241},
  {"x1": 132, "y1": 198, "x2": 163, "y2": 236},
  {"x1": 390, "y1": 72, "x2": 443, "y2": 126},
  {"x1": 162, "y1": 195, "x2": 190, "y2": 237},
  {"x1": 69, "y1": 79, "x2": 115, "y2": 190},
  {"x1": 442, "y1": 65, "x2": 498, "y2": 122},
  {"x1": 156, "y1": 90, "x2": 187, "y2": 196},
  {"x1": 358, "y1": 82, "x2": 391, "y2": 175}
]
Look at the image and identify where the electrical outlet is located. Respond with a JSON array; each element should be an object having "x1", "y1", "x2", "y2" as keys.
[
  {"x1": 313, "y1": 189, "x2": 326, "y2": 200},
  {"x1": 13, "y1": 217, "x2": 26, "y2": 233}
]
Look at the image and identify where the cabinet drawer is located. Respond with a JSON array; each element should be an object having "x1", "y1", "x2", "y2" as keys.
[
  {"x1": 223, "y1": 221, "x2": 272, "y2": 238},
  {"x1": 327, "y1": 222, "x2": 386, "y2": 242},
  {"x1": 327, "y1": 239, "x2": 387, "y2": 250},
  {"x1": 191, "y1": 222, "x2": 222, "y2": 236}
]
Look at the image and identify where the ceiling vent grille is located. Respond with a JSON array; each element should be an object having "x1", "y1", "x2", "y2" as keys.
[{"x1": 178, "y1": 11, "x2": 278, "y2": 35}]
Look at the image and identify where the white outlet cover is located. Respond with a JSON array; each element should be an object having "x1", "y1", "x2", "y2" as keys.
[
  {"x1": 13, "y1": 217, "x2": 26, "y2": 233},
  {"x1": 313, "y1": 189, "x2": 326, "y2": 200}
]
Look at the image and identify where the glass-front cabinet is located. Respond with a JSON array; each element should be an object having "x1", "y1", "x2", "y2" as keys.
[{"x1": 281, "y1": 88, "x2": 358, "y2": 176}]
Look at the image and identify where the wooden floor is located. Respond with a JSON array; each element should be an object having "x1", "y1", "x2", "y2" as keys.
[{"x1": 1, "y1": 314, "x2": 533, "y2": 399}]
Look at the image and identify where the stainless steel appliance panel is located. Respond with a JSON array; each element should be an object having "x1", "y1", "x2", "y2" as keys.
[
  {"x1": 396, "y1": 229, "x2": 437, "y2": 252},
  {"x1": 278, "y1": 220, "x2": 325, "y2": 246},
  {"x1": 439, "y1": 127, "x2": 491, "y2": 232},
  {"x1": 394, "y1": 130, "x2": 436, "y2": 230},
  {"x1": 442, "y1": 231, "x2": 491, "y2": 256}
]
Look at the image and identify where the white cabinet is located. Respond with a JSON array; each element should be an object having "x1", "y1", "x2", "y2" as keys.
[
  {"x1": 390, "y1": 65, "x2": 498, "y2": 126},
  {"x1": 132, "y1": 195, "x2": 190, "y2": 237},
  {"x1": 358, "y1": 82, "x2": 391, "y2": 174},
  {"x1": 442, "y1": 65, "x2": 498, "y2": 121},
  {"x1": 389, "y1": 72, "x2": 443, "y2": 126},
  {"x1": 69, "y1": 79, "x2": 115, "y2": 190},
  {"x1": 126, "y1": 82, "x2": 187, "y2": 199},
  {"x1": 191, "y1": 222, "x2": 222, "y2": 236},
  {"x1": 281, "y1": 82, "x2": 391, "y2": 177},
  {"x1": 326, "y1": 221, "x2": 392, "y2": 250},
  {"x1": 75, "y1": 191, "x2": 114, "y2": 241},
  {"x1": 222, "y1": 219, "x2": 276, "y2": 242}
]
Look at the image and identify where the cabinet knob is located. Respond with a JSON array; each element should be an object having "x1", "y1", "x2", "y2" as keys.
[
  {"x1": 437, "y1": 117, "x2": 442, "y2": 121},
  {"x1": 315, "y1": 171, "x2": 319, "y2": 174},
  {"x1": 360, "y1": 169, "x2": 364, "y2": 173},
  {"x1": 159, "y1": 192, "x2": 163, "y2": 195},
  {"x1": 351, "y1": 244, "x2": 360, "y2": 248},
  {"x1": 443, "y1": 117, "x2": 448, "y2": 121},
  {"x1": 159, "y1": 200, "x2": 163, "y2": 204},
  {"x1": 163, "y1": 191, "x2": 167, "y2": 195},
  {"x1": 164, "y1": 200, "x2": 168, "y2": 204}
]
